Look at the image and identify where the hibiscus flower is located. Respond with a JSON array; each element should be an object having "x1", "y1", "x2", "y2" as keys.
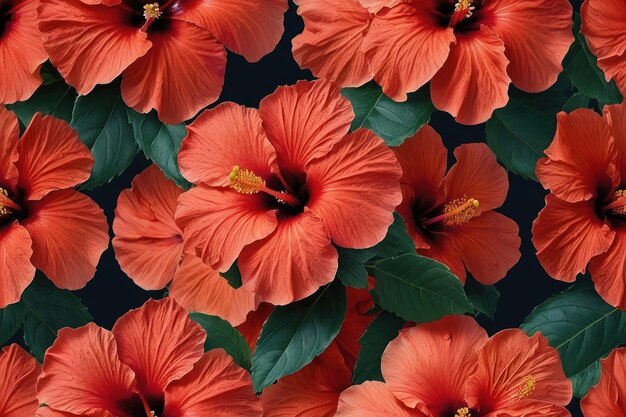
[
  {"x1": 293, "y1": 0, "x2": 573, "y2": 125},
  {"x1": 0, "y1": 0, "x2": 47, "y2": 104},
  {"x1": 0, "y1": 344, "x2": 40, "y2": 417},
  {"x1": 336, "y1": 315, "x2": 572, "y2": 417},
  {"x1": 112, "y1": 164, "x2": 260, "y2": 326},
  {"x1": 581, "y1": 347, "x2": 626, "y2": 417},
  {"x1": 37, "y1": 297, "x2": 262, "y2": 417},
  {"x1": 581, "y1": 0, "x2": 626, "y2": 97},
  {"x1": 175, "y1": 79, "x2": 402, "y2": 305},
  {"x1": 0, "y1": 106, "x2": 108, "y2": 308},
  {"x1": 36, "y1": 0, "x2": 288, "y2": 124},
  {"x1": 394, "y1": 124, "x2": 520, "y2": 285},
  {"x1": 533, "y1": 105, "x2": 626, "y2": 309}
]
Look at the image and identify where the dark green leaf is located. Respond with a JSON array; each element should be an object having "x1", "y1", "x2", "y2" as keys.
[
  {"x1": 21, "y1": 276, "x2": 92, "y2": 362},
  {"x1": 465, "y1": 276, "x2": 500, "y2": 319},
  {"x1": 127, "y1": 109, "x2": 191, "y2": 189},
  {"x1": 342, "y1": 82, "x2": 435, "y2": 146},
  {"x1": 40, "y1": 61, "x2": 63, "y2": 85},
  {"x1": 251, "y1": 281, "x2": 347, "y2": 392},
  {"x1": 521, "y1": 282, "x2": 626, "y2": 378},
  {"x1": 0, "y1": 302, "x2": 26, "y2": 346},
  {"x1": 336, "y1": 247, "x2": 372, "y2": 289},
  {"x1": 570, "y1": 360, "x2": 601, "y2": 398},
  {"x1": 562, "y1": 92, "x2": 590, "y2": 113},
  {"x1": 371, "y1": 254, "x2": 473, "y2": 323},
  {"x1": 190, "y1": 313, "x2": 252, "y2": 371},
  {"x1": 221, "y1": 263, "x2": 243, "y2": 289},
  {"x1": 352, "y1": 311, "x2": 404, "y2": 384},
  {"x1": 71, "y1": 82, "x2": 139, "y2": 189},
  {"x1": 7, "y1": 82, "x2": 77, "y2": 125}
]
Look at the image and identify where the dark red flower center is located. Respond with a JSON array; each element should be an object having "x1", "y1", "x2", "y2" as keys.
[
  {"x1": 432, "y1": 0, "x2": 490, "y2": 33},
  {"x1": 121, "y1": 0, "x2": 193, "y2": 33},
  {"x1": 0, "y1": 186, "x2": 25, "y2": 227},
  {"x1": 118, "y1": 393, "x2": 179, "y2": 417},
  {"x1": 449, "y1": 406, "x2": 479, "y2": 417},
  {"x1": 0, "y1": 2, "x2": 12, "y2": 38}
]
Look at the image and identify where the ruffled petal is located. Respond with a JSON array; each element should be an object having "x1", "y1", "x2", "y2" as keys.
[
  {"x1": 358, "y1": 0, "x2": 405, "y2": 13},
  {"x1": 258, "y1": 79, "x2": 354, "y2": 171},
  {"x1": 603, "y1": 103, "x2": 626, "y2": 176},
  {"x1": 485, "y1": 401, "x2": 571, "y2": 417},
  {"x1": 0, "y1": 222, "x2": 35, "y2": 308},
  {"x1": 112, "y1": 165, "x2": 183, "y2": 290},
  {"x1": 536, "y1": 109, "x2": 619, "y2": 203},
  {"x1": 484, "y1": 0, "x2": 573, "y2": 92},
  {"x1": 175, "y1": 184, "x2": 278, "y2": 272},
  {"x1": 589, "y1": 228, "x2": 626, "y2": 309},
  {"x1": 336, "y1": 381, "x2": 426, "y2": 417},
  {"x1": 172, "y1": 0, "x2": 286, "y2": 62},
  {"x1": 121, "y1": 19, "x2": 226, "y2": 124},
  {"x1": 238, "y1": 210, "x2": 338, "y2": 305},
  {"x1": 169, "y1": 255, "x2": 259, "y2": 327},
  {"x1": 0, "y1": 344, "x2": 40, "y2": 417},
  {"x1": 581, "y1": 348, "x2": 626, "y2": 417},
  {"x1": 431, "y1": 27, "x2": 511, "y2": 125},
  {"x1": 178, "y1": 103, "x2": 278, "y2": 187},
  {"x1": 363, "y1": 3, "x2": 454, "y2": 101},
  {"x1": 307, "y1": 129, "x2": 402, "y2": 249},
  {"x1": 0, "y1": 0, "x2": 47, "y2": 104},
  {"x1": 0, "y1": 106, "x2": 19, "y2": 192},
  {"x1": 37, "y1": 0, "x2": 151, "y2": 94},
  {"x1": 164, "y1": 349, "x2": 262, "y2": 417},
  {"x1": 292, "y1": 0, "x2": 372, "y2": 87},
  {"x1": 111, "y1": 298, "x2": 206, "y2": 400},
  {"x1": 21, "y1": 189, "x2": 108, "y2": 290},
  {"x1": 382, "y1": 315, "x2": 488, "y2": 412},
  {"x1": 532, "y1": 194, "x2": 615, "y2": 282}
]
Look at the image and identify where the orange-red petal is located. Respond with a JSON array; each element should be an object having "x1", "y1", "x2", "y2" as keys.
[
  {"x1": 0, "y1": 106, "x2": 19, "y2": 192},
  {"x1": 485, "y1": 401, "x2": 571, "y2": 417},
  {"x1": 358, "y1": 0, "x2": 405, "y2": 13},
  {"x1": 418, "y1": 233, "x2": 467, "y2": 283},
  {"x1": 0, "y1": 221, "x2": 35, "y2": 308},
  {"x1": 589, "y1": 228, "x2": 626, "y2": 309},
  {"x1": 603, "y1": 103, "x2": 626, "y2": 176},
  {"x1": 0, "y1": 344, "x2": 40, "y2": 417},
  {"x1": 236, "y1": 303, "x2": 274, "y2": 352},
  {"x1": 336, "y1": 381, "x2": 427, "y2": 417},
  {"x1": 581, "y1": 348, "x2": 626, "y2": 417},
  {"x1": 336, "y1": 287, "x2": 376, "y2": 371}
]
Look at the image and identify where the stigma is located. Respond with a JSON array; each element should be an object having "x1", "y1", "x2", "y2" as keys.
[
  {"x1": 455, "y1": 407, "x2": 471, "y2": 417},
  {"x1": 229, "y1": 166, "x2": 266, "y2": 194},
  {"x1": 518, "y1": 375, "x2": 536, "y2": 400},
  {"x1": 143, "y1": 3, "x2": 162, "y2": 19},
  {"x1": 422, "y1": 197, "x2": 480, "y2": 227}
]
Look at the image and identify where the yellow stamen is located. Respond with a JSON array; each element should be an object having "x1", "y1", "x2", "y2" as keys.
[
  {"x1": 518, "y1": 375, "x2": 536, "y2": 400},
  {"x1": 605, "y1": 189, "x2": 626, "y2": 215},
  {"x1": 150, "y1": 412, "x2": 157, "y2": 417},
  {"x1": 0, "y1": 188, "x2": 8, "y2": 217},
  {"x1": 229, "y1": 166, "x2": 266, "y2": 194},
  {"x1": 143, "y1": 3, "x2": 162, "y2": 19},
  {"x1": 455, "y1": 407, "x2": 472, "y2": 417},
  {"x1": 454, "y1": 0, "x2": 475, "y2": 18}
]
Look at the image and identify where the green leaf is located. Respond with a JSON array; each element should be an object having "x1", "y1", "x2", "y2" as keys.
[
  {"x1": 371, "y1": 254, "x2": 473, "y2": 323},
  {"x1": 564, "y1": 14, "x2": 622, "y2": 107},
  {"x1": 562, "y1": 92, "x2": 590, "y2": 113},
  {"x1": 221, "y1": 262, "x2": 243, "y2": 289},
  {"x1": 352, "y1": 311, "x2": 405, "y2": 384},
  {"x1": 251, "y1": 281, "x2": 347, "y2": 392},
  {"x1": 521, "y1": 282, "x2": 626, "y2": 379},
  {"x1": 127, "y1": 109, "x2": 191, "y2": 189},
  {"x1": 464, "y1": 276, "x2": 500, "y2": 319},
  {"x1": 0, "y1": 302, "x2": 26, "y2": 346},
  {"x1": 570, "y1": 360, "x2": 601, "y2": 398},
  {"x1": 342, "y1": 82, "x2": 435, "y2": 146},
  {"x1": 190, "y1": 313, "x2": 252, "y2": 371},
  {"x1": 20, "y1": 276, "x2": 92, "y2": 362},
  {"x1": 71, "y1": 82, "x2": 139, "y2": 189},
  {"x1": 7, "y1": 82, "x2": 77, "y2": 125}
]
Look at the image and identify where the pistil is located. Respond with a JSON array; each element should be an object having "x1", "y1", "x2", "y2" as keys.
[
  {"x1": 449, "y1": 0, "x2": 475, "y2": 28},
  {"x1": 602, "y1": 190, "x2": 626, "y2": 214},
  {"x1": 141, "y1": 2, "x2": 162, "y2": 31},
  {"x1": 0, "y1": 187, "x2": 20, "y2": 216},
  {"x1": 228, "y1": 166, "x2": 300, "y2": 207},
  {"x1": 422, "y1": 197, "x2": 479, "y2": 227}
]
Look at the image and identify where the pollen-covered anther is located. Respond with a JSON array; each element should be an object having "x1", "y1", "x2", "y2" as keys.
[
  {"x1": 518, "y1": 375, "x2": 536, "y2": 400},
  {"x1": 443, "y1": 197, "x2": 480, "y2": 226},
  {"x1": 229, "y1": 166, "x2": 266, "y2": 194},
  {"x1": 143, "y1": 3, "x2": 162, "y2": 19},
  {"x1": 454, "y1": 0, "x2": 475, "y2": 18},
  {"x1": 610, "y1": 189, "x2": 626, "y2": 215},
  {"x1": 455, "y1": 407, "x2": 472, "y2": 417},
  {"x1": 0, "y1": 188, "x2": 9, "y2": 217}
]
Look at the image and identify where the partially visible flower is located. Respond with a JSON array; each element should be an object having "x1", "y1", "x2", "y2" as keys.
[
  {"x1": 336, "y1": 315, "x2": 572, "y2": 417},
  {"x1": 0, "y1": 344, "x2": 40, "y2": 417},
  {"x1": 395, "y1": 124, "x2": 520, "y2": 285},
  {"x1": 37, "y1": 0, "x2": 288, "y2": 124},
  {"x1": 176, "y1": 80, "x2": 402, "y2": 305},
  {"x1": 581, "y1": 347, "x2": 626, "y2": 416},
  {"x1": 237, "y1": 302, "x2": 275, "y2": 352},
  {"x1": 112, "y1": 164, "x2": 260, "y2": 326},
  {"x1": 533, "y1": 105, "x2": 626, "y2": 309},
  {"x1": 0, "y1": 106, "x2": 108, "y2": 308},
  {"x1": 37, "y1": 297, "x2": 263, "y2": 417},
  {"x1": 0, "y1": 0, "x2": 47, "y2": 104}
]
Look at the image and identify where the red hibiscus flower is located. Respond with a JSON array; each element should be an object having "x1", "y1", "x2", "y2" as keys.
[
  {"x1": 336, "y1": 315, "x2": 572, "y2": 417},
  {"x1": 0, "y1": 0, "x2": 47, "y2": 104},
  {"x1": 533, "y1": 105, "x2": 626, "y2": 309},
  {"x1": 37, "y1": 297, "x2": 262, "y2": 417},
  {"x1": 395, "y1": 124, "x2": 521, "y2": 285},
  {"x1": 0, "y1": 344, "x2": 40, "y2": 417},
  {"x1": 175, "y1": 79, "x2": 402, "y2": 305},
  {"x1": 112, "y1": 164, "x2": 260, "y2": 326},
  {"x1": 293, "y1": 0, "x2": 573, "y2": 125},
  {"x1": 581, "y1": 0, "x2": 626, "y2": 97},
  {"x1": 581, "y1": 347, "x2": 626, "y2": 417},
  {"x1": 0, "y1": 107, "x2": 108, "y2": 308},
  {"x1": 36, "y1": 0, "x2": 288, "y2": 124}
]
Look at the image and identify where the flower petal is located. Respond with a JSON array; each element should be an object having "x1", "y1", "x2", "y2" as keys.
[
  {"x1": 258, "y1": 79, "x2": 354, "y2": 171},
  {"x1": 533, "y1": 194, "x2": 615, "y2": 282},
  {"x1": 172, "y1": 0, "x2": 286, "y2": 62},
  {"x1": 238, "y1": 210, "x2": 338, "y2": 305},
  {"x1": 484, "y1": 0, "x2": 573, "y2": 92},
  {"x1": 0, "y1": 222, "x2": 35, "y2": 308},
  {"x1": 164, "y1": 349, "x2": 262, "y2": 417},
  {"x1": 336, "y1": 287, "x2": 376, "y2": 371},
  {"x1": 0, "y1": 106, "x2": 19, "y2": 192},
  {"x1": 178, "y1": 102, "x2": 278, "y2": 187},
  {"x1": 236, "y1": 303, "x2": 274, "y2": 352},
  {"x1": 358, "y1": 0, "x2": 404, "y2": 13},
  {"x1": 417, "y1": 234, "x2": 467, "y2": 283},
  {"x1": 292, "y1": 0, "x2": 372, "y2": 87},
  {"x1": 485, "y1": 401, "x2": 571, "y2": 417},
  {"x1": 175, "y1": 184, "x2": 278, "y2": 272},
  {"x1": 121, "y1": 19, "x2": 226, "y2": 124},
  {"x1": 603, "y1": 103, "x2": 626, "y2": 176},
  {"x1": 37, "y1": 0, "x2": 151, "y2": 94},
  {"x1": 336, "y1": 381, "x2": 426, "y2": 417},
  {"x1": 431, "y1": 27, "x2": 511, "y2": 125},
  {"x1": 21, "y1": 189, "x2": 108, "y2": 290},
  {"x1": 0, "y1": 344, "x2": 40, "y2": 417},
  {"x1": 536, "y1": 109, "x2": 619, "y2": 203},
  {"x1": 589, "y1": 228, "x2": 626, "y2": 309},
  {"x1": 381, "y1": 315, "x2": 488, "y2": 412},
  {"x1": 37, "y1": 324, "x2": 137, "y2": 416},
  {"x1": 581, "y1": 348, "x2": 626, "y2": 417},
  {"x1": 169, "y1": 255, "x2": 259, "y2": 327},
  {"x1": 111, "y1": 298, "x2": 206, "y2": 400},
  {"x1": 0, "y1": 0, "x2": 47, "y2": 104},
  {"x1": 112, "y1": 165, "x2": 183, "y2": 290},
  {"x1": 307, "y1": 129, "x2": 402, "y2": 249},
  {"x1": 363, "y1": 3, "x2": 454, "y2": 101}
]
